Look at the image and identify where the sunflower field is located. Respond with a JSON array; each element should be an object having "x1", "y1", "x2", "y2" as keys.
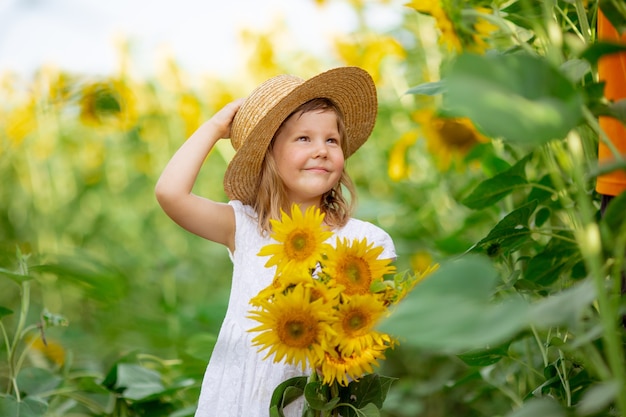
[{"x1": 2, "y1": 0, "x2": 626, "y2": 416}]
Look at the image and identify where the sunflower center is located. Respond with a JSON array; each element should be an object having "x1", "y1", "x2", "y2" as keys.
[
  {"x1": 277, "y1": 315, "x2": 317, "y2": 348},
  {"x1": 437, "y1": 120, "x2": 478, "y2": 149},
  {"x1": 285, "y1": 231, "x2": 315, "y2": 261},
  {"x1": 338, "y1": 257, "x2": 371, "y2": 294},
  {"x1": 343, "y1": 310, "x2": 370, "y2": 336}
]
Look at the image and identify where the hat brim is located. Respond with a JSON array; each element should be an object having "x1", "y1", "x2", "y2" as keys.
[{"x1": 223, "y1": 67, "x2": 377, "y2": 206}]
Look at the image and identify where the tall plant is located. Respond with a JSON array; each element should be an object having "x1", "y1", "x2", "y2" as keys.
[{"x1": 379, "y1": 0, "x2": 626, "y2": 415}]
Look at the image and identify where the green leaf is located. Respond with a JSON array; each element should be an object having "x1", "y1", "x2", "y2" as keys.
[
  {"x1": 501, "y1": 1, "x2": 543, "y2": 30},
  {"x1": 457, "y1": 342, "x2": 511, "y2": 366},
  {"x1": 505, "y1": 398, "x2": 565, "y2": 417},
  {"x1": 406, "y1": 80, "x2": 446, "y2": 96},
  {"x1": 379, "y1": 255, "x2": 529, "y2": 353},
  {"x1": 169, "y1": 406, "x2": 197, "y2": 417},
  {"x1": 101, "y1": 351, "x2": 141, "y2": 389},
  {"x1": 114, "y1": 364, "x2": 165, "y2": 401},
  {"x1": 377, "y1": 375, "x2": 396, "y2": 404},
  {"x1": 346, "y1": 374, "x2": 384, "y2": 408},
  {"x1": 601, "y1": 189, "x2": 626, "y2": 239},
  {"x1": 30, "y1": 257, "x2": 126, "y2": 304},
  {"x1": 528, "y1": 280, "x2": 596, "y2": 329},
  {"x1": 461, "y1": 175, "x2": 527, "y2": 209},
  {"x1": 577, "y1": 380, "x2": 619, "y2": 415},
  {"x1": 304, "y1": 381, "x2": 338, "y2": 411},
  {"x1": 0, "y1": 306, "x2": 13, "y2": 319},
  {"x1": 609, "y1": 98, "x2": 626, "y2": 123},
  {"x1": 524, "y1": 233, "x2": 581, "y2": 286},
  {"x1": 527, "y1": 175, "x2": 556, "y2": 205},
  {"x1": 184, "y1": 333, "x2": 217, "y2": 362},
  {"x1": 534, "y1": 207, "x2": 551, "y2": 227},
  {"x1": 443, "y1": 53, "x2": 584, "y2": 146},
  {"x1": 16, "y1": 368, "x2": 62, "y2": 396},
  {"x1": 357, "y1": 402, "x2": 381, "y2": 417},
  {"x1": 0, "y1": 394, "x2": 48, "y2": 417},
  {"x1": 475, "y1": 200, "x2": 538, "y2": 254},
  {"x1": 579, "y1": 41, "x2": 626, "y2": 66},
  {"x1": 559, "y1": 59, "x2": 591, "y2": 83},
  {"x1": 269, "y1": 376, "x2": 307, "y2": 416},
  {"x1": 0, "y1": 267, "x2": 33, "y2": 285},
  {"x1": 462, "y1": 153, "x2": 532, "y2": 209}
]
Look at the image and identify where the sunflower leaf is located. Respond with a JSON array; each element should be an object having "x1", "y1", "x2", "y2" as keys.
[
  {"x1": 269, "y1": 376, "x2": 307, "y2": 416},
  {"x1": 379, "y1": 255, "x2": 529, "y2": 353},
  {"x1": 336, "y1": 373, "x2": 394, "y2": 416},
  {"x1": 461, "y1": 175, "x2": 528, "y2": 209},
  {"x1": 0, "y1": 306, "x2": 13, "y2": 319},
  {"x1": 0, "y1": 267, "x2": 34, "y2": 285},
  {"x1": 406, "y1": 80, "x2": 446, "y2": 96},
  {"x1": 304, "y1": 381, "x2": 340, "y2": 411},
  {"x1": 443, "y1": 53, "x2": 584, "y2": 146},
  {"x1": 474, "y1": 200, "x2": 538, "y2": 255}
]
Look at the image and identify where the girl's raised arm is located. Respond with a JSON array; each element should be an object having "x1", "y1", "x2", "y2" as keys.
[{"x1": 155, "y1": 99, "x2": 244, "y2": 251}]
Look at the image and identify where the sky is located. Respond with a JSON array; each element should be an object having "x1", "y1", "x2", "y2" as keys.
[{"x1": 0, "y1": 0, "x2": 403, "y2": 78}]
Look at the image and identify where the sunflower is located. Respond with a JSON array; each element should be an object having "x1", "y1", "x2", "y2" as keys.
[
  {"x1": 331, "y1": 294, "x2": 393, "y2": 357},
  {"x1": 258, "y1": 204, "x2": 333, "y2": 275},
  {"x1": 468, "y1": 8, "x2": 499, "y2": 54},
  {"x1": 248, "y1": 284, "x2": 336, "y2": 371},
  {"x1": 249, "y1": 270, "x2": 315, "y2": 307},
  {"x1": 406, "y1": 0, "x2": 462, "y2": 52},
  {"x1": 324, "y1": 237, "x2": 395, "y2": 296},
  {"x1": 388, "y1": 131, "x2": 418, "y2": 182},
  {"x1": 394, "y1": 262, "x2": 440, "y2": 304},
  {"x1": 306, "y1": 278, "x2": 342, "y2": 307},
  {"x1": 413, "y1": 108, "x2": 489, "y2": 170},
  {"x1": 320, "y1": 345, "x2": 386, "y2": 387},
  {"x1": 407, "y1": 1, "x2": 498, "y2": 54}
]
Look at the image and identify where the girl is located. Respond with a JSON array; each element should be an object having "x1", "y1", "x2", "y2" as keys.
[{"x1": 155, "y1": 67, "x2": 396, "y2": 417}]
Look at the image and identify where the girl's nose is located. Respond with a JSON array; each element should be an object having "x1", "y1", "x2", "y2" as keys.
[{"x1": 313, "y1": 140, "x2": 328, "y2": 158}]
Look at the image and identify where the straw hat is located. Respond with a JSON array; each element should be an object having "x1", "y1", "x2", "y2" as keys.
[{"x1": 223, "y1": 66, "x2": 377, "y2": 205}]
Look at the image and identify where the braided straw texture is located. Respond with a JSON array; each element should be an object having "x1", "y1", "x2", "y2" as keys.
[{"x1": 223, "y1": 67, "x2": 377, "y2": 205}]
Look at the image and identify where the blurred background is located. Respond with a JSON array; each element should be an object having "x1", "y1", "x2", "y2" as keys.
[
  {"x1": 3, "y1": 0, "x2": 622, "y2": 416},
  {"x1": 1, "y1": 1, "x2": 443, "y2": 415}
]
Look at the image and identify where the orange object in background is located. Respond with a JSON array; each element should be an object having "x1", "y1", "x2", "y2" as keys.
[{"x1": 596, "y1": 10, "x2": 626, "y2": 197}]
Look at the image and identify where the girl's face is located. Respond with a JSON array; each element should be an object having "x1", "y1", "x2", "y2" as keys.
[{"x1": 271, "y1": 109, "x2": 345, "y2": 207}]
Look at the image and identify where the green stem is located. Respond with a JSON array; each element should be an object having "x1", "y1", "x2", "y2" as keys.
[
  {"x1": 556, "y1": 3, "x2": 585, "y2": 41},
  {"x1": 331, "y1": 381, "x2": 339, "y2": 417},
  {"x1": 7, "y1": 255, "x2": 31, "y2": 400},
  {"x1": 14, "y1": 336, "x2": 38, "y2": 381},
  {"x1": 582, "y1": 342, "x2": 612, "y2": 380},
  {"x1": 574, "y1": 0, "x2": 592, "y2": 43},
  {"x1": 564, "y1": 131, "x2": 626, "y2": 415},
  {"x1": 583, "y1": 107, "x2": 624, "y2": 162},
  {"x1": 531, "y1": 326, "x2": 549, "y2": 367},
  {"x1": 529, "y1": 230, "x2": 578, "y2": 244},
  {"x1": 556, "y1": 350, "x2": 572, "y2": 407},
  {"x1": 0, "y1": 321, "x2": 10, "y2": 371},
  {"x1": 527, "y1": 182, "x2": 559, "y2": 195}
]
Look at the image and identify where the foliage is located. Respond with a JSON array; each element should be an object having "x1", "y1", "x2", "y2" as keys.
[
  {"x1": 379, "y1": 0, "x2": 626, "y2": 416},
  {"x1": 1, "y1": 0, "x2": 626, "y2": 416}
]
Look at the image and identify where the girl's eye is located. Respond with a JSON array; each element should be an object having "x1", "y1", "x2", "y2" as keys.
[
  {"x1": 297, "y1": 136, "x2": 309, "y2": 142},
  {"x1": 327, "y1": 138, "x2": 339, "y2": 144}
]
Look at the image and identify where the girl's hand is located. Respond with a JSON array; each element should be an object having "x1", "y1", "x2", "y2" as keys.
[{"x1": 210, "y1": 98, "x2": 245, "y2": 139}]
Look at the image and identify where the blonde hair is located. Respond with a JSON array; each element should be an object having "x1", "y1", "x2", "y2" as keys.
[{"x1": 253, "y1": 98, "x2": 357, "y2": 232}]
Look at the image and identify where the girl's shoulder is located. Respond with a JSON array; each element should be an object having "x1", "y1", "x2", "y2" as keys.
[
  {"x1": 335, "y1": 218, "x2": 396, "y2": 259},
  {"x1": 228, "y1": 200, "x2": 260, "y2": 233}
]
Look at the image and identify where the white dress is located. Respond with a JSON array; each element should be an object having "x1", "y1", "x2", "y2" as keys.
[{"x1": 194, "y1": 200, "x2": 396, "y2": 417}]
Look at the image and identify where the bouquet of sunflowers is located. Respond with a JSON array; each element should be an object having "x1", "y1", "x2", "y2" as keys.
[{"x1": 248, "y1": 205, "x2": 435, "y2": 417}]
